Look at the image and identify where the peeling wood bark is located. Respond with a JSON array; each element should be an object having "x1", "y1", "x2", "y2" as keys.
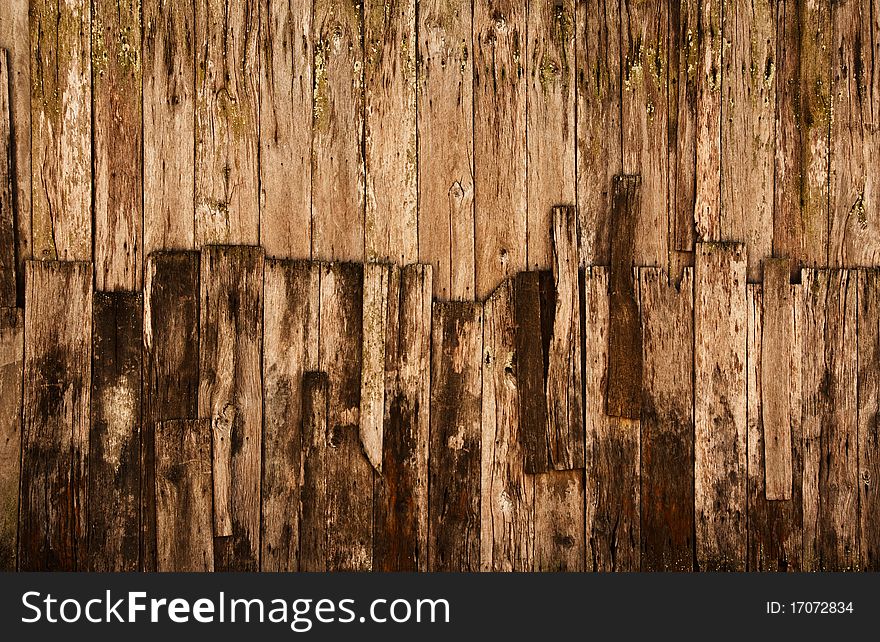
[
  {"x1": 299, "y1": 370, "x2": 329, "y2": 571},
  {"x1": 0, "y1": 307, "x2": 22, "y2": 570},
  {"x1": 694, "y1": 0, "x2": 721, "y2": 242},
  {"x1": 857, "y1": 269, "x2": 880, "y2": 570},
  {"x1": 0, "y1": 53, "x2": 15, "y2": 306}
]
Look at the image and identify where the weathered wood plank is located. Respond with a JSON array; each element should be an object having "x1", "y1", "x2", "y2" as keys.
[
  {"x1": 669, "y1": 0, "x2": 696, "y2": 251},
  {"x1": 858, "y1": 269, "x2": 880, "y2": 570},
  {"x1": 0, "y1": 307, "x2": 22, "y2": 570},
  {"x1": 364, "y1": 0, "x2": 417, "y2": 265},
  {"x1": 299, "y1": 370, "x2": 329, "y2": 571},
  {"x1": 30, "y1": 0, "x2": 92, "y2": 261},
  {"x1": 694, "y1": 0, "x2": 721, "y2": 241},
  {"x1": 88, "y1": 291, "x2": 142, "y2": 571},
  {"x1": 374, "y1": 263, "x2": 432, "y2": 571},
  {"x1": 0, "y1": 52, "x2": 15, "y2": 306},
  {"x1": 640, "y1": 267, "x2": 694, "y2": 571},
  {"x1": 19, "y1": 261, "x2": 92, "y2": 570},
  {"x1": 143, "y1": 0, "x2": 195, "y2": 255},
  {"x1": 534, "y1": 470, "x2": 584, "y2": 571},
  {"x1": 155, "y1": 419, "x2": 213, "y2": 572},
  {"x1": 93, "y1": 0, "x2": 142, "y2": 290},
  {"x1": 418, "y1": 0, "x2": 475, "y2": 300},
  {"x1": 312, "y1": 0, "x2": 364, "y2": 261},
  {"x1": 260, "y1": 0, "x2": 312, "y2": 258},
  {"x1": 261, "y1": 260, "x2": 319, "y2": 571},
  {"x1": 199, "y1": 246, "x2": 264, "y2": 571},
  {"x1": 429, "y1": 301, "x2": 482, "y2": 571},
  {"x1": 694, "y1": 242, "x2": 747, "y2": 571},
  {"x1": 515, "y1": 271, "x2": 549, "y2": 473},
  {"x1": 195, "y1": 0, "x2": 260, "y2": 246},
  {"x1": 801, "y1": 268, "x2": 858, "y2": 571}
]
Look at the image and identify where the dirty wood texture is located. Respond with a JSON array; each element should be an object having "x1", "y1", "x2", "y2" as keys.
[
  {"x1": 155, "y1": 419, "x2": 213, "y2": 572},
  {"x1": 692, "y1": 0, "x2": 721, "y2": 241},
  {"x1": 312, "y1": 0, "x2": 364, "y2": 261},
  {"x1": 694, "y1": 242, "x2": 747, "y2": 571},
  {"x1": 801, "y1": 269, "x2": 858, "y2": 571},
  {"x1": 575, "y1": 0, "x2": 620, "y2": 265},
  {"x1": 143, "y1": 0, "x2": 195, "y2": 255},
  {"x1": 0, "y1": 53, "x2": 15, "y2": 306},
  {"x1": 721, "y1": 0, "x2": 775, "y2": 283},
  {"x1": 299, "y1": 370, "x2": 329, "y2": 571},
  {"x1": 261, "y1": 260, "x2": 319, "y2": 571},
  {"x1": 87, "y1": 291, "x2": 142, "y2": 572},
  {"x1": 639, "y1": 267, "x2": 694, "y2": 571},
  {"x1": 857, "y1": 270, "x2": 880, "y2": 570},
  {"x1": 514, "y1": 270, "x2": 549, "y2": 472},
  {"x1": 29, "y1": 0, "x2": 92, "y2": 262},
  {"x1": 481, "y1": 278, "x2": 535, "y2": 571},
  {"x1": 19, "y1": 261, "x2": 92, "y2": 570},
  {"x1": 418, "y1": 0, "x2": 475, "y2": 300},
  {"x1": 429, "y1": 301, "x2": 482, "y2": 571},
  {"x1": 534, "y1": 469, "x2": 584, "y2": 571},
  {"x1": 473, "y1": 0, "x2": 526, "y2": 298},
  {"x1": 364, "y1": 0, "x2": 417, "y2": 265},
  {"x1": 747, "y1": 282, "x2": 803, "y2": 572},
  {"x1": 669, "y1": 0, "x2": 696, "y2": 251},
  {"x1": 527, "y1": 0, "x2": 576, "y2": 269},
  {"x1": 199, "y1": 246, "x2": 264, "y2": 571},
  {"x1": 607, "y1": 175, "x2": 642, "y2": 418},
  {"x1": 0, "y1": 308, "x2": 22, "y2": 570},
  {"x1": 260, "y1": 0, "x2": 312, "y2": 259},
  {"x1": 92, "y1": 0, "x2": 142, "y2": 291},
  {"x1": 374, "y1": 264, "x2": 432, "y2": 571},
  {"x1": 194, "y1": 0, "x2": 260, "y2": 247}
]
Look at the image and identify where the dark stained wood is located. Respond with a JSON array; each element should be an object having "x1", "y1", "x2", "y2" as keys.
[
  {"x1": 299, "y1": 370, "x2": 329, "y2": 572},
  {"x1": 155, "y1": 419, "x2": 213, "y2": 572},
  {"x1": 19, "y1": 261, "x2": 92, "y2": 570},
  {"x1": 0, "y1": 52, "x2": 15, "y2": 306},
  {"x1": 858, "y1": 269, "x2": 880, "y2": 570},
  {"x1": 88, "y1": 291, "x2": 142, "y2": 571},
  {"x1": 515, "y1": 271, "x2": 549, "y2": 473},
  {"x1": 0, "y1": 307, "x2": 22, "y2": 570},
  {"x1": 429, "y1": 301, "x2": 482, "y2": 571},
  {"x1": 534, "y1": 470, "x2": 584, "y2": 571}
]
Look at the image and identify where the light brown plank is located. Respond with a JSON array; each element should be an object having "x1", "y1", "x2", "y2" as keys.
[
  {"x1": 694, "y1": 0, "x2": 721, "y2": 241},
  {"x1": 669, "y1": 0, "x2": 697, "y2": 251},
  {"x1": 858, "y1": 269, "x2": 880, "y2": 570},
  {"x1": 534, "y1": 469, "x2": 584, "y2": 571},
  {"x1": 0, "y1": 52, "x2": 15, "y2": 306},
  {"x1": 0, "y1": 308, "x2": 22, "y2": 570}
]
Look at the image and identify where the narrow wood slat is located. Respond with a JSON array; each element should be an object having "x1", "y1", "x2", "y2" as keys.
[
  {"x1": 694, "y1": 0, "x2": 721, "y2": 242},
  {"x1": 858, "y1": 269, "x2": 880, "y2": 570},
  {"x1": 199, "y1": 246, "x2": 264, "y2": 571},
  {"x1": 155, "y1": 419, "x2": 213, "y2": 572},
  {"x1": 0, "y1": 52, "x2": 15, "y2": 306},
  {"x1": 694, "y1": 242, "x2": 747, "y2": 571},
  {"x1": 0, "y1": 307, "x2": 22, "y2": 570},
  {"x1": 19, "y1": 261, "x2": 92, "y2": 570},
  {"x1": 300, "y1": 370, "x2": 329, "y2": 571},
  {"x1": 669, "y1": 0, "x2": 697, "y2": 251},
  {"x1": 429, "y1": 301, "x2": 482, "y2": 571},
  {"x1": 88, "y1": 291, "x2": 142, "y2": 571},
  {"x1": 515, "y1": 271, "x2": 549, "y2": 472}
]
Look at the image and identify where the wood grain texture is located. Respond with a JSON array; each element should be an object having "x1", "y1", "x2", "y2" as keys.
[
  {"x1": 694, "y1": 0, "x2": 721, "y2": 241},
  {"x1": 694, "y1": 242, "x2": 746, "y2": 571},
  {"x1": 92, "y1": 0, "x2": 142, "y2": 290},
  {"x1": 299, "y1": 370, "x2": 329, "y2": 571},
  {"x1": 261, "y1": 260, "x2": 319, "y2": 571},
  {"x1": 364, "y1": 0, "x2": 417, "y2": 265},
  {"x1": 88, "y1": 291, "x2": 142, "y2": 571},
  {"x1": 514, "y1": 271, "x2": 549, "y2": 473},
  {"x1": 199, "y1": 246, "x2": 264, "y2": 571},
  {"x1": 260, "y1": 0, "x2": 312, "y2": 259},
  {"x1": 312, "y1": 0, "x2": 364, "y2": 261},
  {"x1": 418, "y1": 0, "x2": 475, "y2": 300},
  {"x1": 669, "y1": 0, "x2": 697, "y2": 251},
  {"x1": 195, "y1": 0, "x2": 260, "y2": 246},
  {"x1": 534, "y1": 469, "x2": 584, "y2": 571},
  {"x1": 19, "y1": 261, "x2": 92, "y2": 570},
  {"x1": 143, "y1": 0, "x2": 195, "y2": 255},
  {"x1": 155, "y1": 419, "x2": 213, "y2": 572},
  {"x1": 0, "y1": 53, "x2": 15, "y2": 306},
  {"x1": 639, "y1": 267, "x2": 694, "y2": 571},
  {"x1": 857, "y1": 269, "x2": 880, "y2": 570},
  {"x1": 429, "y1": 301, "x2": 482, "y2": 571},
  {"x1": 30, "y1": 0, "x2": 92, "y2": 261},
  {"x1": 801, "y1": 268, "x2": 857, "y2": 571},
  {"x1": 0, "y1": 308, "x2": 22, "y2": 570}
]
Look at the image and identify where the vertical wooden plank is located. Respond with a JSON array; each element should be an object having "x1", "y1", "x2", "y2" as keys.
[
  {"x1": 260, "y1": 0, "x2": 313, "y2": 258},
  {"x1": 19, "y1": 261, "x2": 92, "y2": 570},
  {"x1": 374, "y1": 264, "x2": 432, "y2": 571},
  {"x1": 299, "y1": 370, "x2": 329, "y2": 571},
  {"x1": 30, "y1": 0, "x2": 92, "y2": 261},
  {"x1": 93, "y1": 0, "x2": 143, "y2": 290},
  {"x1": 143, "y1": 0, "x2": 195, "y2": 255},
  {"x1": 694, "y1": 242, "x2": 746, "y2": 571},
  {"x1": 801, "y1": 269, "x2": 857, "y2": 571},
  {"x1": 473, "y1": 0, "x2": 526, "y2": 298},
  {"x1": 261, "y1": 260, "x2": 319, "y2": 571},
  {"x1": 312, "y1": 0, "x2": 364, "y2": 261},
  {"x1": 88, "y1": 292, "x2": 142, "y2": 571},
  {"x1": 0, "y1": 308, "x2": 22, "y2": 570},
  {"x1": 429, "y1": 301, "x2": 482, "y2": 571},
  {"x1": 669, "y1": 0, "x2": 697, "y2": 251},
  {"x1": 418, "y1": 0, "x2": 475, "y2": 300},
  {"x1": 694, "y1": 0, "x2": 721, "y2": 241},
  {"x1": 721, "y1": 0, "x2": 775, "y2": 282},
  {"x1": 199, "y1": 246, "x2": 264, "y2": 571},
  {"x1": 858, "y1": 269, "x2": 880, "y2": 570},
  {"x1": 514, "y1": 271, "x2": 549, "y2": 472},
  {"x1": 533, "y1": 470, "x2": 584, "y2": 571},
  {"x1": 364, "y1": 0, "x2": 417, "y2": 265},
  {"x1": 0, "y1": 53, "x2": 15, "y2": 306},
  {"x1": 155, "y1": 419, "x2": 213, "y2": 572},
  {"x1": 640, "y1": 267, "x2": 695, "y2": 571},
  {"x1": 195, "y1": 0, "x2": 260, "y2": 246}
]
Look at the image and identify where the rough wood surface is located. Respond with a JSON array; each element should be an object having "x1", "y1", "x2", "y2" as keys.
[
  {"x1": 534, "y1": 470, "x2": 584, "y2": 571},
  {"x1": 88, "y1": 291, "x2": 141, "y2": 571},
  {"x1": 857, "y1": 269, "x2": 880, "y2": 570},
  {"x1": 155, "y1": 419, "x2": 213, "y2": 572},
  {"x1": 669, "y1": 0, "x2": 696, "y2": 251},
  {"x1": 693, "y1": 0, "x2": 721, "y2": 242},
  {"x1": 19, "y1": 261, "x2": 92, "y2": 570},
  {"x1": 0, "y1": 52, "x2": 15, "y2": 306},
  {"x1": 199, "y1": 246, "x2": 264, "y2": 571},
  {"x1": 299, "y1": 370, "x2": 329, "y2": 571},
  {"x1": 694, "y1": 242, "x2": 746, "y2": 571},
  {"x1": 429, "y1": 301, "x2": 482, "y2": 571},
  {"x1": 515, "y1": 271, "x2": 549, "y2": 473},
  {"x1": 0, "y1": 308, "x2": 22, "y2": 570}
]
